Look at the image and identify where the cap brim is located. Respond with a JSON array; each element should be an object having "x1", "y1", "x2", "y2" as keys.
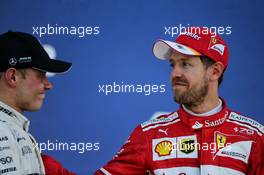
[
  {"x1": 153, "y1": 39, "x2": 202, "y2": 60},
  {"x1": 33, "y1": 58, "x2": 72, "y2": 73}
]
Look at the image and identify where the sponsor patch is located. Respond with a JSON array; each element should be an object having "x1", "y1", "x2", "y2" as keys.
[
  {"x1": 142, "y1": 112, "x2": 178, "y2": 128},
  {"x1": 0, "y1": 167, "x2": 17, "y2": 174},
  {"x1": 216, "y1": 133, "x2": 227, "y2": 149},
  {"x1": 179, "y1": 138, "x2": 195, "y2": 154},
  {"x1": 152, "y1": 138, "x2": 176, "y2": 161},
  {"x1": 8, "y1": 58, "x2": 17, "y2": 66},
  {"x1": 22, "y1": 146, "x2": 32, "y2": 156},
  {"x1": 19, "y1": 56, "x2": 32, "y2": 63},
  {"x1": 192, "y1": 121, "x2": 203, "y2": 129},
  {"x1": 204, "y1": 116, "x2": 226, "y2": 127},
  {"x1": 192, "y1": 111, "x2": 229, "y2": 130},
  {"x1": 155, "y1": 140, "x2": 173, "y2": 157},
  {"x1": 234, "y1": 127, "x2": 254, "y2": 136},
  {"x1": 229, "y1": 112, "x2": 264, "y2": 134},
  {"x1": 0, "y1": 146, "x2": 10, "y2": 152},
  {"x1": 181, "y1": 32, "x2": 201, "y2": 40},
  {"x1": 215, "y1": 141, "x2": 252, "y2": 163},
  {"x1": 0, "y1": 106, "x2": 17, "y2": 118},
  {"x1": 177, "y1": 135, "x2": 198, "y2": 158},
  {"x1": 0, "y1": 156, "x2": 13, "y2": 165},
  {"x1": 153, "y1": 135, "x2": 198, "y2": 161},
  {"x1": 0, "y1": 136, "x2": 8, "y2": 142},
  {"x1": 208, "y1": 37, "x2": 225, "y2": 55}
]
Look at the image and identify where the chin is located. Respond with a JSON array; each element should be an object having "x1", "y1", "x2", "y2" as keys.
[
  {"x1": 29, "y1": 102, "x2": 43, "y2": 111},
  {"x1": 173, "y1": 95, "x2": 181, "y2": 104},
  {"x1": 27, "y1": 107, "x2": 42, "y2": 111}
]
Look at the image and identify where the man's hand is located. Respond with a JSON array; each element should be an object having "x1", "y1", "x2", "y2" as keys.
[{"x1": 41, "y1": 154, "x2": 76, "y2": 175}]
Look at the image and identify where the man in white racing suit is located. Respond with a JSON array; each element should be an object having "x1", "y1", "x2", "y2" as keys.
[{"x1": 0, "y1": 31, "x2": 74, "y2": 175}]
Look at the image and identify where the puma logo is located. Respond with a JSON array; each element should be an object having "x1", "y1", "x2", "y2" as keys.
[{"x1": 158, "y1": 128, "x2": 168, "y2": 135}]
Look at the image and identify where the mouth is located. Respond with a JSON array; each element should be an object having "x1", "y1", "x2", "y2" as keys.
[
  {"x1": 39, "y1": 93, "x2": 45, "y2": 99},
  {"x1": 174, "y1": 82, "x2": 188, "y2": 85},
  {"x1": 173, "y1": 81, "x2": 188, "y2": 86},
  {"x1": 172, "y1": 82, "x2": 189, "y2": 90}
]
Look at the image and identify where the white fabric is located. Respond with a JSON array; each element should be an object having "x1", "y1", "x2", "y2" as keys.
[
  {"x1": 154, "y1": 165, "x2": 244, "y2": 175},
  {"x1": 0, "y1": 101, "x2": 45, "y2": 174},
  {"x1": 183, "y1": 99, "x2": 223, "y2": 117}
]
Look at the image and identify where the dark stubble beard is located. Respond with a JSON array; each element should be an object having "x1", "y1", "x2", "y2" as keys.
[{"x1": 173, "y1": 75, "x2": 209, "y2": 108}]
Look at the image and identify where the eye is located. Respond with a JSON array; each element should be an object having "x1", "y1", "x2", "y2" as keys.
[
  {"x1": 181, "y1": 61, "x2": 191, "y2": 68},
  {"x1": 169, "y1": 61, "x2": 175, "y2": 68},
  {"x1": 38, "y1": 72, "x2": 47, "y2": 80}
]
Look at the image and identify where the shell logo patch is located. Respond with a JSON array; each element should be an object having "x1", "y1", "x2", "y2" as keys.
[
  {"x1": 152, "y1": 137, "x2": 177, "y2": 161},
  {"x1": 155, "y1": 140, "x2": 173, "y2": 157},
  {"x1": 152, "y1": 135, "x2": 198, "y2": 161}
]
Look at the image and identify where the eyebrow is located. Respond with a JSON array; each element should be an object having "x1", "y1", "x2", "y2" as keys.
[{"x1": 169, "y1": 57, "x2": 192, "y2": 63}]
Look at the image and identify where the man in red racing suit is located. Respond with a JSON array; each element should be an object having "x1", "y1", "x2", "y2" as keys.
[
  {"x1": 95, "y1": 100, "x2": 264, "y2": 175},
  {"x1": 94, "y1": 27, "x2": 264, "y2": 175}
]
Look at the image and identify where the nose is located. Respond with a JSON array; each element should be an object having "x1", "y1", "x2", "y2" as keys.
[
  {"x1": 44, "y1": 77, "x2": 53, "y2": 90},
  {"x1": 171, "y1": 65, "x2": 183, "y2": 78}
]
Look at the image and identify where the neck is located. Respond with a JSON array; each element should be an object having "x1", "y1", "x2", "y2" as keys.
[
  {"x1": 183, "y1": 95, "x2": 220, "y2": 114},
  {"x1": 0, "y1": 91, "x2": 23, "y2": 114}
]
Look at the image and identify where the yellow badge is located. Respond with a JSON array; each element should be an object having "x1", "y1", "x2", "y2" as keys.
[
  {"x1": 155, "y1": 140, "x2": 173, "y2": 157},
  {"x1": 180, "y1": 139, "x2": 195, "y2": 154},
  {"x1": 211, "y1": 37, "x2": 217, "y2": 44},
  {"x1": 217, "y1": 133, "x2": 226, "y2": 149}
]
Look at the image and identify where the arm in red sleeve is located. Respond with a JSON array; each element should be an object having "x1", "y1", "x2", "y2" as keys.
[
  {"x1": 41, "y1": 154, "x2": 76, "y2": 175},
  {"x1": 247, "y1": 135, "x2": 264, "y2": 175},
  {"x1": 94, "y1": 125, "x2": 148, "y2": 175}
]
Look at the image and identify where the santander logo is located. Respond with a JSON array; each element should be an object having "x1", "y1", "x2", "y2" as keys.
[
  {"x1": 204, "y1": 117, "x2": 226, "y2": 127},
  {"x1": 192, "y1": 111, "x2": 229, "y2": 129}
]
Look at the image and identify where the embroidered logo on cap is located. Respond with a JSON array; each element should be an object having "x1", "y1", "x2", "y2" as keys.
[
  {"x1": 209, "y1": 37, "x2": 225, "y2": 55},
  {"x1": 181, "y1": 32, "x2": 201, "y2": 40},
  {"x1": 19, "y1": 57, "x2": 32, "y2": 63},
  {"x1": 9, "y1": 58, "x2": 17, "y2": 66}
]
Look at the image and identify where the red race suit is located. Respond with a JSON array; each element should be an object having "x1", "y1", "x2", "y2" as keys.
[{"x1": 95, "y1": 100, "x2": 264, "y2": 175}]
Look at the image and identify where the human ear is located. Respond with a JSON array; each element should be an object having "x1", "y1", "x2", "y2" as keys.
[
  {"x1": 209, "y1": 62, "x2": 225, "y2": 82},
  {"x1": 4, "y1": 68, "x2": 18, "y2": 88}
]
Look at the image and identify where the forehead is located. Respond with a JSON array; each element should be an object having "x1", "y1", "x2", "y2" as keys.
[
  {"x1": 25, "y1": 68, "x2": 46, "y2": 76},
  {"x1": 169, "y1": 51, "x2": 200, "y2": 62}
]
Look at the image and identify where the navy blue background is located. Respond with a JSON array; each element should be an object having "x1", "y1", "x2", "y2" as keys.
[{"x1": 1, "y1": 0, "x2": 264, "y2": 174}]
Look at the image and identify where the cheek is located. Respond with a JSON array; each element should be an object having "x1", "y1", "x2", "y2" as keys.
[
  {"x1": 26, "y1": 79, "x2": 43, "y2": 92},
  {"x1": 30, "y1": 77, "x2": 43, "y2": 86},
  {"x1": 187, "y1": 70, "x2": 205, "y2": 85}
]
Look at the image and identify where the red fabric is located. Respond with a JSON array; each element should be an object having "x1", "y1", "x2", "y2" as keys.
[
  {"x1": 94, "y1": 100, "x2": 264, "y2": 175},
  {"x1": 41, "y1": 154, "x2": 76, "y2": 175},
  {"x1": 175, "y1": 27, "x2": 229, "y2": 68}
]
